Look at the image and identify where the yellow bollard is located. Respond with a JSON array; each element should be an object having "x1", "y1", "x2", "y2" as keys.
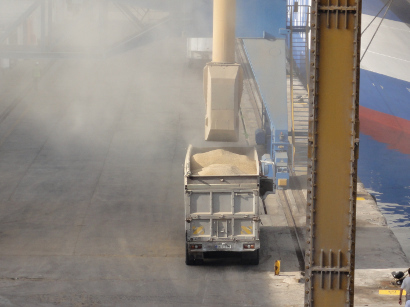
[{"x1": 274, "y1": 260, "x2": 280, "y2": 275}]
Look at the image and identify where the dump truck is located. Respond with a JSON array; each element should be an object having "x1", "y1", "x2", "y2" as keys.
[{"x1": 184, "y1": 145, "x2": 271, "y2": 265}]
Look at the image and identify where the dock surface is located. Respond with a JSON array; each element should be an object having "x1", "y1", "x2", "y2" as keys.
[
  {"x1": 0, "y1": 38, "x2": 304, "y2": 306},
  {"x1": 0, "y1": 37, "x2": 408, "y2": 306}
]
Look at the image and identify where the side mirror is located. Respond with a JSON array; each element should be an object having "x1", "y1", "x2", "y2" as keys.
[{"x1": 263, "y1": 164, "x2": 269, "y2": 176}]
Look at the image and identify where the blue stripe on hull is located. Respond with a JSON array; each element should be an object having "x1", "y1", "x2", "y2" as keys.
[{"x1": 360, "y1": 69, "x2": 410, "y2": 123}]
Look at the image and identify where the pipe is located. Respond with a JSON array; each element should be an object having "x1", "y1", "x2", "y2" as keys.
[{"x1": 212, "y1": 0, "x2": 236, "y2": 63}]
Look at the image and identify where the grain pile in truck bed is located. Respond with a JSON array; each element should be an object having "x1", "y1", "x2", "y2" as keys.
[{"x1": 191, "y1": 149, "x2": 257, "y2": 175}]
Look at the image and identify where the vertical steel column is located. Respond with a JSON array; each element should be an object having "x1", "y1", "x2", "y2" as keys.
[{"x1": 305, "y1": 0, "x2": 361, "y2": 306}]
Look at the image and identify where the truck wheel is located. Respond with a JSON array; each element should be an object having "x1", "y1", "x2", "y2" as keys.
[
  {"x1": 250, "y1": 250, "x2": 259, "y2": 265},
  {"x1": 185, "y1": 245, "x2": 195, "y2": 265},
  {"x1": 242, "y1": 250, "x2": 259, "y2": 265}
]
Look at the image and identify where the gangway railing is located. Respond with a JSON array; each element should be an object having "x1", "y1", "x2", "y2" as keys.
[{"x1": 286, "y1": 1, "x2": 311, "y2": 171}]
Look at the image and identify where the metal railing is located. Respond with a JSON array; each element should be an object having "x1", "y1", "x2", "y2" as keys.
[{"x1": 286, "y1": 2, "x2": 311, "y2": 169}]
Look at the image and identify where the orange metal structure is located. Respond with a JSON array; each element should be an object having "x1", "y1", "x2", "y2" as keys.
[{"x1": 305, "y1": 0, "x2": 362, "y2": 306}]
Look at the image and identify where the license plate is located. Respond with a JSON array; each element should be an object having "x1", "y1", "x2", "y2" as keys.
[{"x1": 216, "y1": 244, "x2": 232, "y2": 249}]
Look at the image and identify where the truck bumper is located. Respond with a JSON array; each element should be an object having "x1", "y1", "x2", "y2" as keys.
[{"x1": 187, "y1": 241, "x2": 260, "y2": 253}]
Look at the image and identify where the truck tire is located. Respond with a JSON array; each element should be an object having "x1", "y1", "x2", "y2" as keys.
[
  {"x1": 185, "y1": 245, "x2": 195, "y2": 265},
  {"x1": 242, "y1": 250, "x2": 259, "y2": 265},
  {"x1": 250, "y1": 250, "x2": 259, "y2": 265}
]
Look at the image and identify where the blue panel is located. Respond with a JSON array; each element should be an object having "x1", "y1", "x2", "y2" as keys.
[
  {"x1": 236, "y1": 0, "x2": 287, "y2": 38},
  {"x1": 274, "y1": 130, "x2": 289, "y2": 152},
  {"x1": 184, "y1": 0, "x2": 287, "y2": 38}
]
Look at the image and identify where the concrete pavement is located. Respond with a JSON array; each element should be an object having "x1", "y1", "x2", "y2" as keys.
[{"x1": 0, "y1": 37, "x2": 305, "y2": 306}]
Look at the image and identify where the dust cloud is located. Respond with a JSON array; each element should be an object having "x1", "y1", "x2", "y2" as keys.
[
  {"x1": 0, "y1": 0, "x2": 208, "y2": 272},
  {"x1": 0, "y1": 0, "x2": 200, "y2": 169},
  {"x1": 0, "y1": 2, "x2": 281, "y2": 306}
]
